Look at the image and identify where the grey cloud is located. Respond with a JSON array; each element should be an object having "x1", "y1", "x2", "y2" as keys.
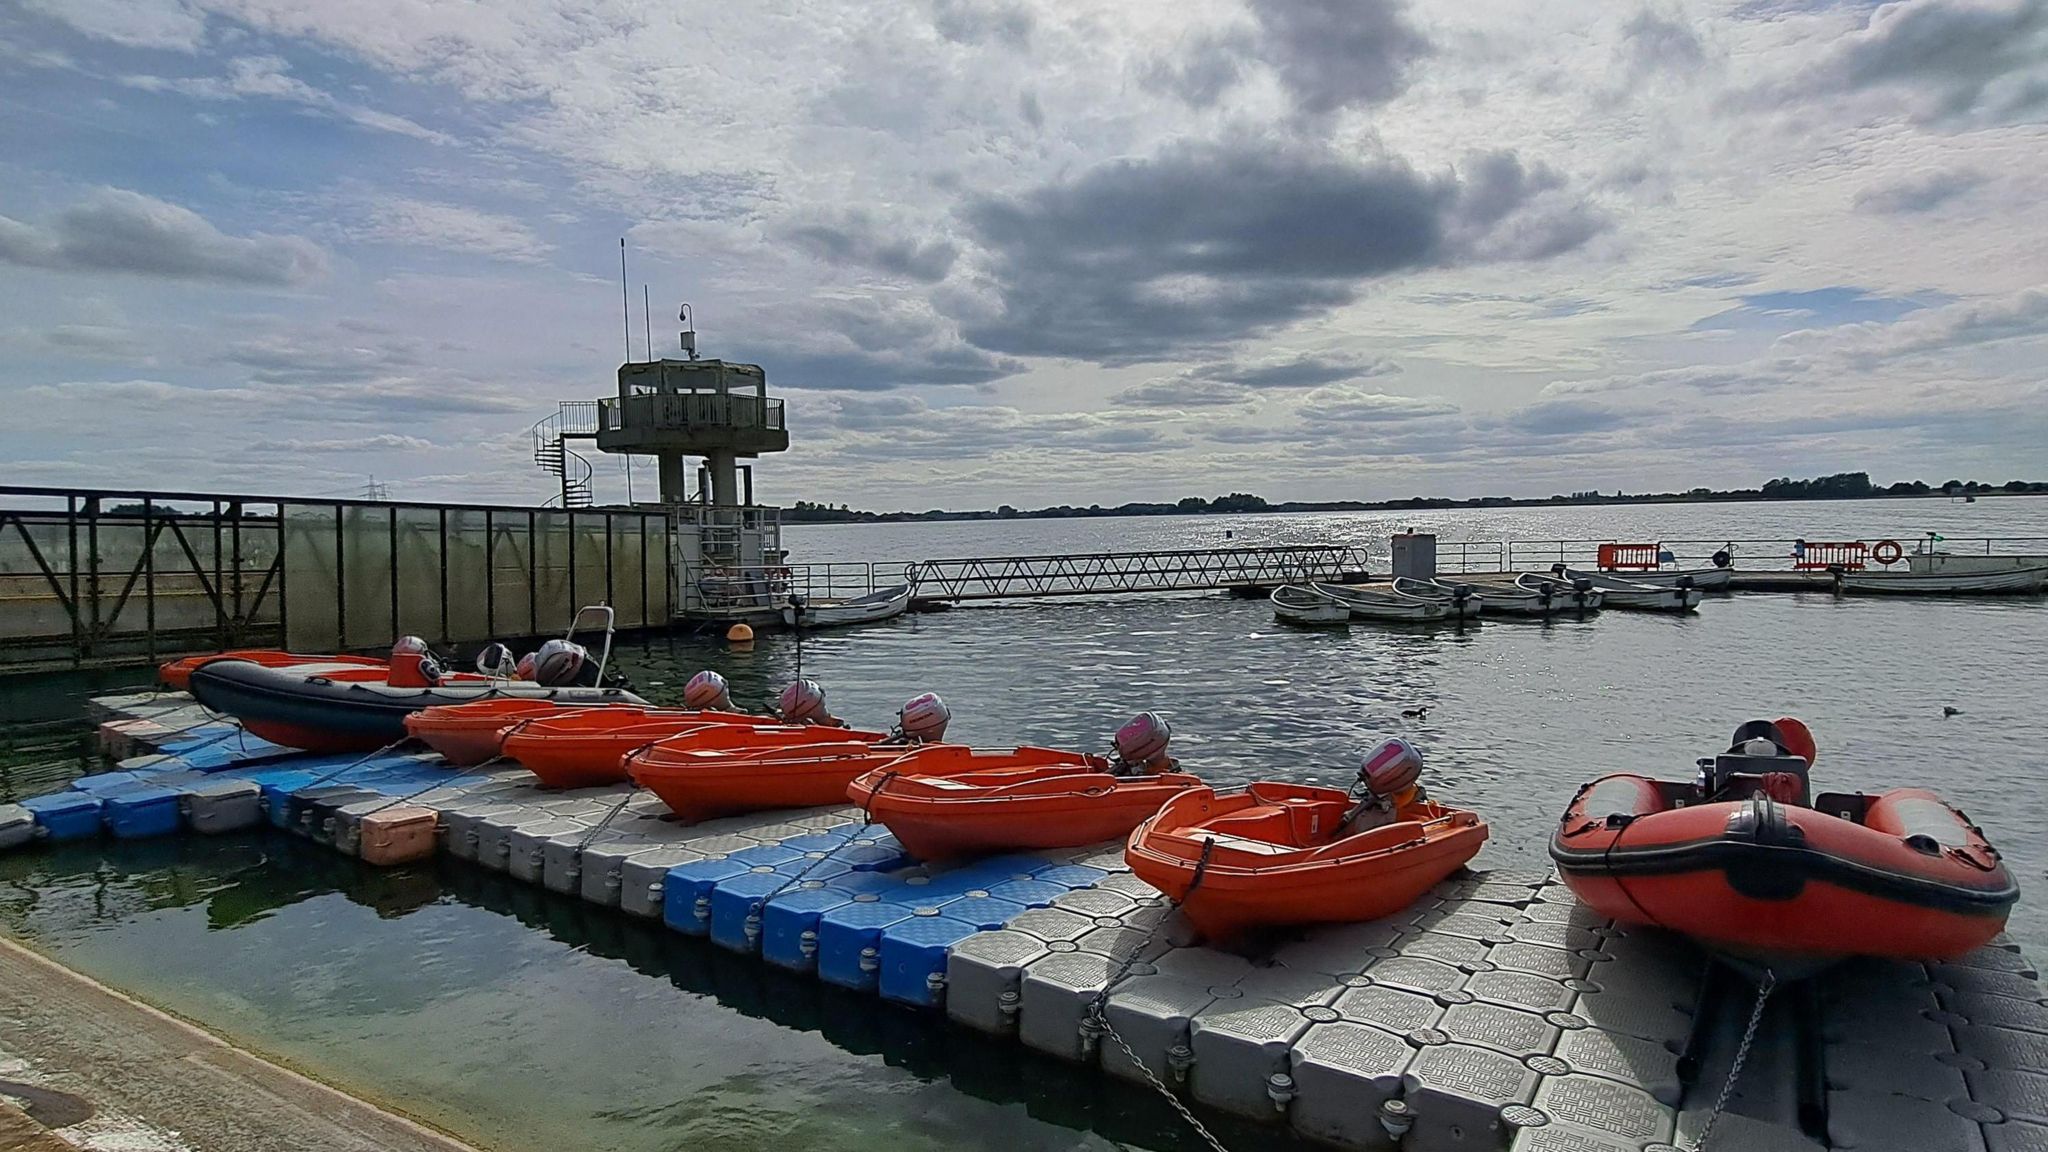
[
  {"x1": 931, "y1": 0, "x2": 1033, "y2": 48},
  {"x1": 784, "y1": 212, "x2": 958, "y2": 283},
  {"x1": 1810, "y1": 0, "x2": 2048, "y2": 122},
  {"x1": 752, "y1": 295, "x2": 1024, "y2": 390},
  {"x1": 1249, "y1": 0, "x2": 1431, "y2": 116},
  {"x1": 955, "y1": 139, "x2": 1607, "y2": 364},
  {"x1": 1853, "y1": 167, "x2": 1987, "y2": 213},
  {"x1": 1304, "y1": 385, "x2": 1459, "y2": 422},
  {"x1": 1192, "y1": 351, "x2": 1401, "y2": 390},
  {"x1": 1140, "y1": 34, "x2": 1250, "y2": 108},
  {"x1": 0, "y1": 189, "x2": 327, "y2": 286},
  {"x1": 1143, "y1": 0, "x2": 1429, "y2": 116},
  {"x1": 1619, "y1": 8, "x2": 1705, "y2": 78},
  {"x1": 1110, "y1": 377, "x2": 1252, "y2": 408},
  {"x1": 1018, "y1": 91, "x2": 1043, "y2": 130},
  {"x1": 1501, "y1": 397, "x2": 1630, "y2": 436}
]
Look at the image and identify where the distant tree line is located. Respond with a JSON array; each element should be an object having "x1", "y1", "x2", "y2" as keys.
[{"x1": 780, "y1": 473, "x2": 2046, "y2": 524}]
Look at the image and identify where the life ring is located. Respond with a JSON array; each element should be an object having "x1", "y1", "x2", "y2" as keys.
[{"x1": 1871, "y1": 539, "x2": 1904, "y2": 565}]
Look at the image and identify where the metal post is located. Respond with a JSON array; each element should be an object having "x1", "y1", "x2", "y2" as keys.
[
  {"x1": 66, "y1": 495, "x2": 80, "y2": 660},
  {"x1": 639, "y1": 514, "x2": 649, "y2": 628},
  {"x1": 387, "y1": 506, "x2": 400, "y2": 644},
  {"x1": 484, "y1": 509, "x2": 496, "y2": 637},
  {"x1": 212, "y1": 499, "x2": 226, "y2": 648},
  {"x1": 275, "y1": 503, "x2": 288, "y2": 651},
  {"x1": 83, "y1": 496, "x2": 100, "y2": 657},
  {"x1": 527, "y1": 509, "x2": 538, "y2": 637},
  {"x1": 604, "y1": 511, "x2": 615, "y2": 610},
  {"x1": 438, "y1": 506, "x2": 450, "y2": 646},
  {"x1": 228, "y1": 501, "x2": 243, "y2": 641},
  {"x1": 567, "y1": 511, "x2": 578, "y2": 614},
  {"x1": 143, "y1": 498, "x2": 156, "y2": 662},
  {"x1": 335, "y1": 503, "x2": 348, "y2": 650}
]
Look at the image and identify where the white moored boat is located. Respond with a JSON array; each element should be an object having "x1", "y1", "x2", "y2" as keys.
[
  {"x1": 1553, "y1": 567, "x2": 1702, "y2": 613},
  {"x1": 1391, "y1": 577, "x2": 1484, "y2": 618},
  {"x1": 1271, "y1": 584, "x2": 1351, "y2": 625},
  {"x1": 1517, "y1": 572, "x2": 1604, "y2": 613},
  {"x1": 782, "y1": 584, "x2": 913, "y2": 628},
  {"x1": 1839, "y1": 567, "x2": 2048, "y2": 596},
  {"x1": 1628, "y1": 566, "x2": 1733, "y2": 592},
  {"x1": 1309, "y1": 582, "x2": 1451, "y2": 622}
]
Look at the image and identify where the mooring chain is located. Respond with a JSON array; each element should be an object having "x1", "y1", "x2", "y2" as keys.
[
  {"x1": 1690, "y1": 969, "x2": 1777, "y2": 1152},
  {"x1": 1082, "y1": 836, "x2": 1231, "y2": 1152},
  {"x1": 748, "y1": 769, "x2": 901, "y2": 923}
]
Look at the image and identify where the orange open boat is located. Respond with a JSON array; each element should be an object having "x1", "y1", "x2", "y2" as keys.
[
  {"x1": 843, "y1": 747, "x2": 1188, "y2": 860},
  {"x1": 160, "y1": 650, "x2": 383, "y2": 693},
  {"x1": 629, "y1": 740, "x2": 907, "y2": 822},
  {"x1": 503, "y1": 709, "x2": 881, "y2": 789},
  {"x1": 404, "y1": 699, "x2": 597, "y2": 766},
  {"x1": 1125, "y1": 782, "x2": 1488, "y2": 941}
]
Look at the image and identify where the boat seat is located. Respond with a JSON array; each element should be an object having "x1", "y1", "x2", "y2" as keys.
[{"x1": 1185, "y1": 831, "x2": 1294, "y2": 856}]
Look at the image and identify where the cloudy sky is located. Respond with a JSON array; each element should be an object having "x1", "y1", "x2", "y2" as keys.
[{"x1": 3, "y1": 0, "x2": 2044, "y2": 509}]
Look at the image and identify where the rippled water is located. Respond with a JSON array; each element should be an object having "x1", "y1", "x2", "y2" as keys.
[{"x1": 0, "y1": 499, "x2": 2043, "y2": 1152}]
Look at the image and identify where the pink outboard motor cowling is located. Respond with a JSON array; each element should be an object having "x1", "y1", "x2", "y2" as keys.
[
  {"x1": 683, "y1": 669, "x2": 731, "y2": 711},
  {"x1": 778, "y1": 678, "x2": 832, "y2": 724},
  {"x1": 897, "y1": 692, "x2": 951, "y2": 742},
  {"x1": 533, "y1": 639, "x2": 592, "y2": 687},
  {"x1": 515, "y1": 652, "x2": 537, "y2": 681},
  {"x1": 1113, "y1": 712, "x2": 1175, "y2": 774},
  {"x1": 1361, "y1": 737, "x2": 1424, "y2": 798}
]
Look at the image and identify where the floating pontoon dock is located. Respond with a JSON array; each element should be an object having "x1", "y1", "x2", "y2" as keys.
[{"x1": 0, "y1": 691, "x2": 2039, "y2": 1152}]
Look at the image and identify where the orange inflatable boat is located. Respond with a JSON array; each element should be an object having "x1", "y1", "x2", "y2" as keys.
[
  {"x1": 629, "y1": 740, "x2": 908, "y2": 822},
  {"x1": 843, "y1": 747, "x2": 1188, "y2": 860},
  {"x1": 503, "y1": 709, "x2": 881, "y2": 789},
  {"x1": 1550, "y1": 720, "x2": 2017, "y2": 977},
  {"x1": 404, "y1": 699, "x2": 598, "y2": 766},
  {"x1": 160, "y1": 650, "x2": 383, "y2": 692},
  {"x1": 1124, "y1": 782, "x2": 1488, "y2": 941}
]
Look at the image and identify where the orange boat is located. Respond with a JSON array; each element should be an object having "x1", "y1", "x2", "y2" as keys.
[
  {"x1": 1124, "y1": 782, "x2": 1488, "y2": 941},
  {"x1": 1550, "y1": 720, "x2": 2017, "y2": 977},
  {"x1": 502, "y1": 709, "x2": 880, "y2": 789},
  {"x1": 843, "y1": 747, "x2": 1186, "y2": 860},
  {"x1": 160, "y1": 650, "x2": 383, "y2": 692},
  {"x1": 404, "y1": 699, "x2": 598, "y2": 766},
  {"x1": 629, "y1": 740, "x2": 908, "y2": 822}
]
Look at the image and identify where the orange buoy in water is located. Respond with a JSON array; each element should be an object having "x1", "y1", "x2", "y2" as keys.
[{"x1": 727, "y1": 622, "x2": 755, "y2": 643}]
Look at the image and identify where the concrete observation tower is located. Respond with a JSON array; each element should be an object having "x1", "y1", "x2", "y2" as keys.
[{"x1": 533, "y1": 306, "x2": 791, "y2": 618}]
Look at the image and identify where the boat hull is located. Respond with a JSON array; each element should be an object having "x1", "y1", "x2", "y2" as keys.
[
  {"x1": 844, "y1": 748, "x2": 1145, "y2": 859},
  {"x1": 1271, "y1": 585, "x2": 1350, "y2": 625},
  {"x1": 1309, "y1": 582, "x2": 1449, "y2": 622},
  {"x1": 1629, "y1": 567, "x2": 1733, "y2": 592},
  {"x1": 631, "y1": 742, "x2": 904, "y2": 822},
  {"x1": 1550, "y1": 774, "x2": 2016, "y2": 976},
  {"x1": 1125, "y1": 783, "x2": 1487, "y2": 941},
  {"x1": 1841, "y1": 567, "x2": 2048, "y2": 595},
  {"x1": 161, "y1": 650, "x2": 384, "y2": 693},
  {"x1": 188, "y1": 660, "x2": 643, "y2": 753},
  {"x1": 503, "y1": 712, "x2": 867, "y2": 788},
  {"x1": 783, "y1": 584, "x2": 913, "y2": 628},
  {"x1": 404, "y1": 699, "x2": 587, "y2": 765}
]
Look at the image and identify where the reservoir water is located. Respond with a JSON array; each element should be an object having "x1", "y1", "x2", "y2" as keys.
[{"x1": 2, "y1": 496, "x2": 2044, "y2": 1152}]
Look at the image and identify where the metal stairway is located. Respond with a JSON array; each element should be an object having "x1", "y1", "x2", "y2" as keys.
[{"x1": 530, "y1": 409, "x2": 595, "y2": 508}]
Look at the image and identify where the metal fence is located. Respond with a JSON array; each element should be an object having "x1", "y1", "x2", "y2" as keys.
[
  {"x1": 0, "y1": 485, "x2": 672, "y2": 670},
  {"x1": 907, "y1": 545, "x2": 1371, "y2": 602},
  {"x1": 1438, "y1": 536, "x2": 2048, "y2": 574}
]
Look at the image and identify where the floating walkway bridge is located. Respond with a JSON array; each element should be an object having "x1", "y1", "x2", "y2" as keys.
[{"x1": 904, "y1": 545, "x2": 1371, "y2": 604}]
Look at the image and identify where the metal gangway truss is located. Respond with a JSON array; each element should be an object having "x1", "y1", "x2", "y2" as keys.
[{"x1": 905, "y1": 545, "x2": 1370, "y2": 603}]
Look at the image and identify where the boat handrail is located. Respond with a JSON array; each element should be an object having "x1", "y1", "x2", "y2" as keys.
[{"x1": 564, "y1": 603, "x2": 617, "y2": 681}]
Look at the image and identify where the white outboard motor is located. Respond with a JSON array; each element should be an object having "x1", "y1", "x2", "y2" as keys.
[
  {"x1": 683, "y1": 669, "x2": 732, "y2": 711},
  {"x1": 778, "y1": 678, "x2": 835, "y2": 725},
  {"x1": 1112, "y1": 712, "x2": 1175, "y2": 775},
  {"x1": 515, "y1": 652, "x2": 537, "y2": 681},
  {"x1": 896, "y1": 692, "x2": 951, "y2": 743},
  {"x1": 533, "y1": 638, "x2": 596, "y2": 687},
  {"x1": 475, "y1": 642, "x2": 516, "y2": 678}
]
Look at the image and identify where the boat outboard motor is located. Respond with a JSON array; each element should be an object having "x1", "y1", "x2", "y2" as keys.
[
  {"x1": 533, "y1": 639, "x2": 599, "y2": 687},
  {"x1": 1112, "y1": 712, "x2": 1176, "y2": 775},
  {"x1": 778, "y1": 678, "x2": 842, "y2": 726},
  {"x1": 387, "y1": 636, "x2": 441, "y2": 688},
  {"x1": 1705, "y1": 720, "x2": 1811, "y2": 804},
  {"x1": 1341, "y1": 737, "x2": 1427, "y2": 831},
  {"x1": 683, "y1": 669, "x2": 731, "y2": 711},
  {"x1": 895, "y1": 692, "x2": 952, "y2": 744},
  {"x1": 475, "y1": 642, "x2": 517, "y2": 679},
  {"x1": 515, "y1": 652, "x2": 537, "y2": 682}
]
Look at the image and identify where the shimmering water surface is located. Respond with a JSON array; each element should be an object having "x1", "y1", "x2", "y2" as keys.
[{"x1": 2, "y1": 499, "x2": 2045, "y2": 1152}]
